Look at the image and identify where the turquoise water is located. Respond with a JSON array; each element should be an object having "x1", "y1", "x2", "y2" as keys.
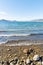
[
  {"x1": 0, "y1": 20, "x2": 43, "y2": 34},
  {"x1": 0, "y1": 20, "x2": 43, "y2": 43}
]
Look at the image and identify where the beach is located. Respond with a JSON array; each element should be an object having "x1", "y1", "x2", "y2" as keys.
[
  {"x1": 0, "y1": 39, "x2": 43, "y2": 65},
  {"x1": 0, "y1": 39, "x2": 43, "y2": 60},
  {"x1": 0, "y1": 21, "x2": 43, "y2": 64}
]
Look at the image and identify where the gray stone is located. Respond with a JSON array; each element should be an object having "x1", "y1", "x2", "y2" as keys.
[{"x1": 33, "y1": 55, "x2": 40, "y2": 61}]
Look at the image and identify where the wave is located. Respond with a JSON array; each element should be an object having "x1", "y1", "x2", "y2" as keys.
[
  {"x1": 0, "y1": 34, "x2": 30, "y2": 36},
  {"x1": 0, "y1": 33, "x2": 43, "y2": 37}
]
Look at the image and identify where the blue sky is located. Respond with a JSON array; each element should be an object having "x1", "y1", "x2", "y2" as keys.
[{"x1": 0, "y1": 0, "x2": 43, "y2": 21}]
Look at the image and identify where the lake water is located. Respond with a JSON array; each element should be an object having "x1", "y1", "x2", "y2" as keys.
[{"x1": 0, "y1": 20, "x2": 43, "y2": 43}]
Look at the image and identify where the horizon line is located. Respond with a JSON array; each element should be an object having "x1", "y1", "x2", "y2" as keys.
[{"x1": 0, "y1": 18, "x2": 43, "y2": 21}]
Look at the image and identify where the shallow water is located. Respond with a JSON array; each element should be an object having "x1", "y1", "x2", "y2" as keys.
[{"x1": 0, "y1": 20, "x2": 43, "y2": 43}]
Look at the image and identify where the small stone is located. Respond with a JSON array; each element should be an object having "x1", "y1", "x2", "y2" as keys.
[
  {"x1": 10, "y1": 57, "x2": 18, "y2": 65},
  {"x1": 29, "y1": 48, "x2": 33, "y2": 53},
  {"x1": 19, "y1": 62, "x2": 22, "y2": 65},
  {"x1": 23, "y1": 49, "x2": 28, "y2": 54},
  {"x1": 14, "y1": 57, "x2": 18, "y2": 62},
  {"x1": 26, "y1": 58, "x2": 31, "y2": 64},
  {"x1": 23, "y1": 49, "x2": 31, "y2": 57},
  {"x1": 10, "y1": 62, "x2": 14, "y2": 65},
  {"x1": 31, "y1": 63, "x2": 35, "y2": 65},
  {"x1": 7, "y1": 48, "x2": 11, "y2": 51}
]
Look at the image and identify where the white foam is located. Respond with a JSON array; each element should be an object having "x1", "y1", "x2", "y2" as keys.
[{"x1": 0, "y1": 34, "x2": 30, "y2": 36}]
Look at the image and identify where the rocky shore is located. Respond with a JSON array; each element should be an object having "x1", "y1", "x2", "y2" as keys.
[{"x1": 0, "y1": 40, "x2": 43, "y2": 65}]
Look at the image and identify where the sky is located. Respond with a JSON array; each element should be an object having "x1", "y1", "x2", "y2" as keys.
[{"x1": 0, "y1": 0, "x2": 43, "y2": 21}]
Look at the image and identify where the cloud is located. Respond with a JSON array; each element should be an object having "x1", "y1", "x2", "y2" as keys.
[
  {"x1": 0, "y1": 11, "x2": 8, "y2": 19},
  {"x1": 0, "y1": 11, "x2": 15, "y2": 20}
]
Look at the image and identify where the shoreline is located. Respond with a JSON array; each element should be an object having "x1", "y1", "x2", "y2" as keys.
[{"x1": 1, "y1": 39, "x2": 43, "y2": 46}]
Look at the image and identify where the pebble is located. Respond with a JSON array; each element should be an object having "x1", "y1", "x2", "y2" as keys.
[
  {"x1": 29, "y1": 48, "x2": 33, "y2": 53},
  {"x1": 7, "y1": 49, "x2": 11, "y2": 51},
  {"x1": 26, "y1": 58, "x2": 31, "y2": 64},
  {"x1": 10, "y1": 62, "x2": 14, "y2": 65},
  {"x1": 23, "y1": 49, "x2": 28, "y2": 54},
  {"x1": 31, "y1": 63, "x2": 35, "y2": 65}
]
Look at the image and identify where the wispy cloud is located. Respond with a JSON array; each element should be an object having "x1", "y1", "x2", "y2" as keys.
[
  {"x1": 0, "y1": 11, "x2": 15, "y2": 20},
  {"x1": 0, "y1": 11, "x2": 43, "y2": 21}
]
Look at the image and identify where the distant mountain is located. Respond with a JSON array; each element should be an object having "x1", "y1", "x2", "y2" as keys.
[
  {"x1": 32, "y1": 19, "x2": 43, "y2": 22},
  {"x1": 0, "y1": 19, "x2": 43, "y2": 22},
  {"x1": 0, "y1": 19, "x2": 16, "y2": 22}
]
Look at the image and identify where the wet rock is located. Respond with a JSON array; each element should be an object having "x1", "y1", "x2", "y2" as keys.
[{"x1": 33, "y1": 55, "x2": 40, "y2": 61}]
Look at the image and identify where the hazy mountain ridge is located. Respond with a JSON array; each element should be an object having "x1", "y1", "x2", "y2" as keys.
[
  {"x1": 32, "y1": 19, "x2": 43, "y2": 22},
  {"x1": 0, "y1": 19, "x2": 43, "y2": 22}
]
